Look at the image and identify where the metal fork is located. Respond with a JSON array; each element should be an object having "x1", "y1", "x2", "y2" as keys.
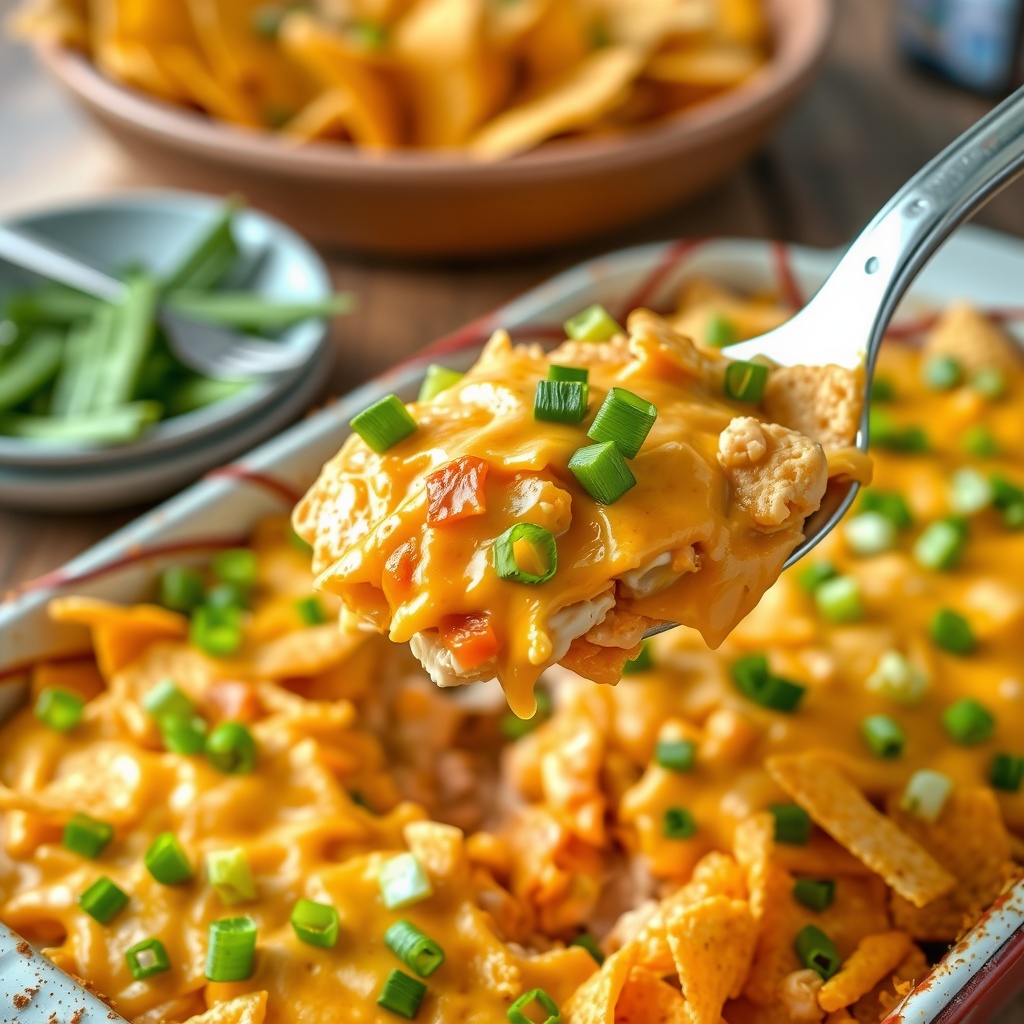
[{"x1": 0, "y1": 225, "x2": 310, "y2": 378}]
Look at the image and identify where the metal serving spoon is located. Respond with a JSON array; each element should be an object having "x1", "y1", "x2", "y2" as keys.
[{"x1": 642, "y1": 83, "x2": 1024, "y2": 639}]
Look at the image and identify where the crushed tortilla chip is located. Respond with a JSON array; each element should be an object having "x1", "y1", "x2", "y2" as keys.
[
  {"x1": 614, "y1": 967, "x2": 689, "y2": 1023},
  {"x1": 564, "y1": 946, "x2": 638, "y2": 1024},
  {"x1": 817, "y1": 931, "x2": 913, "y2": 1013},
  {"x1": 177, "y1": 991, "x2": 268, "y2": 1024}
]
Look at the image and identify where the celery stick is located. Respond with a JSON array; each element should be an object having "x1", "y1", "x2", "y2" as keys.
[
  {"x1": 167, "y1": 292, "x2": 354, "y2": 331},
  {"x1": 59, "y1": 305, "x2": 117, "y2": 416},
  {"x1": 0, "y1": 329, "x2": 64, "y2": 411},
  {"x1": 164, "y1": 201, "x2": 240, "y2": 292},
  {"x1": 96, "y1": 272, "x2": 157, "y2": 409},
  {"x1": 4, "y1": 285, "x2": 98, "y2": 326},
  {"x1": 166, "y1": 376, "x2": 249, "y2": 417},
  {"x1": 0, "y1": 401, "x2": 162, "y2": 443}
]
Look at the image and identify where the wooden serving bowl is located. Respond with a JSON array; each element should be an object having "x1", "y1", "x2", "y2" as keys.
[{"x1": 37, "y1": 0, "x2": 830, "y2": 257}]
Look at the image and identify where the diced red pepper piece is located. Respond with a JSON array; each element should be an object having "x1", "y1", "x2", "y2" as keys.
[
  {"x1": 384, "y1": 539, "x2": 420, "y2": 602},
  {"x1": 426, "y1": 456, "x2": 490, "y2": 526},
  {"x1": 206, "y1": 681, "x2": 261, "y2": 723},
  {"x1": 439, "y1": 612, "x2": 500, "y2": 670}
]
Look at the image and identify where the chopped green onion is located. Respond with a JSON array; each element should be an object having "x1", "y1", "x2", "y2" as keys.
[
  {"x1": 533, "y1": 380, "x2": 588, "y2": 424},
  {"x1": 568, "y1": 441, "x2": 636, "y2": 504},
  {"x1": 0, "y1": 330, "x2": 63, "y2": 412},
  {"x1": 189, "y1": 605, "x2": 244, "y2": 658},
  {"x1": 950, "y1": 468, "x2": 994, "y2": 515},
  {"x1": 770, "y1": 803, "x2": 811, "y2": 845},
  {"x1": 930, "y1": 608, "x2": 976, "y2": 655},
  {"x1": 990, "y1": 753, "x2": 1024, "y2": 792},
  {"x1": 295, "y1": 595, "x2": 326, "y2": 625},
  {"x1": 500, "y1": 689, "x2": 553, "y2": 741},
  {"x1": 0, "y1": 402, "x2": 162, "y2": 443},
  {"x1": 865, "y1": 651, "x2": 929, "y2": 705},
  {"x1": 662, "y1": 807, "x2": 697, "y2": 839},
  {"x1": 165, "y1": 201, "x2": 239, "y2": 293},
  {"x1": 794, "y1": 924, "x2": 841, "y2": 981},
  {"x1": 379, "y1": 853, "x2": 433, "y2": 910},
  {"x1": 143, "y1": 679, "x2": 194, "y2": 721},
  {"x1": 548, "y1": 364, "x2": 588, "y2": 384},
  {"x1": 206, "y1": 721, "x2": 258, "y2": 774},
  {"x1": 793, "y1": 878, "x2": 835, "y2": 912},
  {"x1": 418, "y1": 364, "x2": 463, "y2": 402},
  {"x1": 205, "y1": 582, "x2": 250, "y2": 611},
  {"x1": 923, "y1": 354, "x2": 963, "y2": 390},
  {"x1": 704, "y1": 313, "x2": 737, "y2": 348},
  {"x1": 913, "y1": 519, "x2": 968, "y2": 571},
  {"x1": 161, "y1": 713, "x2": 208, "y2": 755},
  {"x1": 144, "y1": 832, "x2": 193, "y2": 885},
  {"x1": 1004, "y1": 502, "x2": 1024, "y2": 529},
  {"x1": 100, "y1": 272, "x2": 158, "y2": 409},
  {"x1": 814, "y1": 575, "x2": 865, "y2": 624},
  {"x1": 654, "y1": 739, "x2": 696, "y2": 773},
  {"x1": 79, "y1": 876, "x2": 129, "y2": 924},
  {"x1": 942, "y1": 698, "x2": 994, "y2": 745},
  {"x1": 63, "y1": 813, "x2": 114, "y2": 860},
  {"x1": 858, "y1": 491, "x2": 914, "y2": 530},
  {"x1": 861, "y1": 715, "x2": 906, "y2": 758},
  {"x1": 587, "y1": 387, "x2": 657, "y2": 457},
  {"x1": 843, "y1": 512, "x2": 897, "y2": 556},
  {"x1": 868, "y1": 409, "x2": 929, "y2": 452},
  {"x1": 212, "y1": 548, "x2": 257, "y2": 588},
  {"x1": 207, "y1": 848, "x2": 257, "y2": 905},
  {"x1": 125, "y1": 937, "x2": 170, "y2": 980},
  {"x1": 900, "y1": 769, "x2": 953, "y2": 823},
  {"x1": 970, "y1": 367, "x2": 1007, "y2": 399},
  {"x1": 569, "y1": 933, "x2": 604, "y2": 964},
  {"x1": 961, "y1": 424, "x2": 1000, "y2": 458},
  {"x1": 205, "y1": 917, "x2": 257, "y2": 982},
  {"x1": 348, "y1": 19, "x2": 388, "y2": 50},
  {"x1": 564, "y1": 304, "x2": 622, "y2": 343},
  {"x1": 869, "y1": 377, "x2": 896, "y2": 402},
  {"x1": 34, "y1": 687, "x2": 84, "y2": 733},
  {"x1": 159, "y1": 566, "x2": 206, "y2": 613},
  {"x1": 508, "y1": 988, "x2": 560, "y2": 1024},
  {"x1": 494, "y1": 523, "x2": 557, "y2": 585},
  {"x1": 621, "y1": 640, "x2": 654, "y2": 675},
  {"x1": 724, "y1": 361, "x2": 769, "y2": 403},
  {"x1": 731, "y1": 654, "x2": 805, "y2": 713},
  {"x1": 166, "y1": 292, "x2": 352, "y2": 330},
  {"x1": 350, "y1": 395, "x2": 418, "y2": 453},
  {"x1": 798, "y1": 561, "x2": 838, "y2": 594},
  {"x1": 384, "y1": 920, "x2": 445, "y2": 977},
  {"x1": 291, "y1": 899, "x2": 340, "y2": 949},
  {"x1": 378, "y1": 969, "x2": 427, "y2": 1019},
  {"x1": 991, "y1": 476, "x2": 1024, "y2": 510}
]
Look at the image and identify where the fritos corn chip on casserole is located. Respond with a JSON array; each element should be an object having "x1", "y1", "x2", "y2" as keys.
[
  {"x1": 294, "y1": 300, "x2": 870, "y2": 718},
  {"x1": 14, "y1": 0, "x2": 771, "y2": 159},
  {"x1": 2, "y1": 286, "x2": 1023, "y2": 1024}
]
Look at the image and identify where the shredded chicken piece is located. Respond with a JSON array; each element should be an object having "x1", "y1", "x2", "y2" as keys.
[
  {"x1": 922, "y1": 302, "x2": 1023, "y2": 374},
  {"x1": 762, "y1": 363, "x2": 862, "y2": 449},
  {"x1": 409, "y1": 632, "x2": 495, "y2": 688}
]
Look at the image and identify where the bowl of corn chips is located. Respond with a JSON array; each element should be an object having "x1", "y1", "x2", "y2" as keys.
[{"x1": 17, "y1": 0, "x2": 830, "y2": 256}]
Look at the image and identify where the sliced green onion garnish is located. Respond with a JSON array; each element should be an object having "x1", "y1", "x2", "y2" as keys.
[
  {"x1": 814, "y1": 575, "x2": 864, "y2": 624},
  {"x1": 971, "y1": 367, "x2": 1007, "y2": 399},
  {"x1": 142, "y1": 679, "x2": 194, "y2": 721},
  {"x1": 205, "y1": 917, "x2": 257, "y2": 982},
  {"x1": 794, "y1": 924, "x2": 841, "y2": 981},
  {"x1": 34, "y1": 686, "x2": 84, "y2": 733},
  {"x1": 206, "y1": 721, "x2": 258, "y2": 774},
  {"x1": 568, "y1": 441, "x2": 636, "y2": 504},
  {"x1": 125, "y1": 937, "x2": 170, "y2": 980},
  {"x1": 724, "y1": 361, "x2": 769, "y2": 403},
  {"x1": 144, "y1": 832, "x2": 193, "y2": 885},
  {"x1": 295, "y1": 595, "x2": 327, "y2": 625},
  {"x1": 587, "y1": 387, "x2": 657, "y2": 457},
  {"x1": 859, "y1": 490, "x2": 914, "y2": 530},
  {"x1": 212, "y1": 548, "x2": 258, "y2": 588},
  {"x1": 654, "y1": 739, "x2": 696, "y2": 773},
  {"x1": 205, "y1": 581, "x2": 250, "y2": 611},
  {"x1": 942, "y1": 697, "x2": 994, "y2": 745},
  {"x1": 923, "y1": 354, "x2": 962, "y2": 390},
  {"x1": 494, "y1": 523, "x2": 557, "y2": 585},
  {"x1": 704, "y1": 313, "x2": 737, "y2": 348},
  {"x1": 662, "y1": 807, "x2": 697, "y2": 839},
  {"x1": 350, "y1": 394, "x2": 418, "y2": 453},
  {"x1": 418, "y1": 364, "x2": 463, "y2": 402},
  {"x1": 621, "y1": 640, "x2": 654, "y2": 674},
  {"x1": 291, "y1": 898, "x2": 340, "y2": 949},
  {"x1": 508, "y1": 988, "x2": 560, "y2": 1024},
  {"x1": 533, "y1": 380, "x2": 588, "y2": 424},
  {"x1": 913, "y1": 519, "x2": 968, "y2": 571},
  {"x1": 161, "y1": 713, "x2": 208, "y2": 755},
  {"x1": 569, "y1": 933, "x2": 604, "y2": 964},
  {"x1": 798, "y1": 561, "x2": 838, "y2": 594},
  {"x1": 870, "y1": 377, "x2": 896, "y2": 402},
  {"x1": 769, "y1": 803, "x2": 811, "y2": 845},
  {"x1": 844, "y1": 512, "x2": 897, "y2": 556},
  {"x1": 564, "y1": 304, "x2": 622, "y2": 343},
  {"x1": 899, "y1": 769, "x2": 953, "y2": 823},
  {"x1": 548, "y1": 364, "x2": 588, "y2": 384},
  {"x1": 384, "y1": 920, "x2": 445, "y2": 978},
  {"x1": 950, "y1": 468, "x2": 994, "y2": 515},
  {"x1": 63, "y1": 813, "x2": 114, "y2": 860},
  {"x1": 868, "y1": 409, "x2": 929, "y2": 452},
  {"x1": 991, "y1": 476, "x2": 1024, "y2": 529},
  {"x1": 79, "y1": 876, "x2": 128, "y2": 924},
  {"x1": 378, "y1": 968, "x2": 427, "y2": 1019},
  {"x1": 379, "y1": 852, "x2": 433, "y2": 910},
  {"x1": 793, "y1": 878, "x2": 834, "y2": 912},
  {"x1": 207, "y1": 848, "x2": 257, "y2": 905},
  {"x1": 861, "y1": 715, "x2": 906, "y2": 759},
  {"x1": 865, "y1": 651, "x2": 929, "y2": 705},
  {"x1": 961, "y1": 424, "x2": 1000, "y2": 458},
  {"x1": 159, "y1": 566, "x2": 206, "y2": 613},
  {"x1": 930, "y1": 608, "x2": 976, "y2": 655},
  {"x1": 731, "y1": 654, "x2": 805, "y2": 713},
  {"x1": 189, "y1": 605, "x2": 244, "y2": 658},
  {"x1": 990, "y1": 753, "x2": 1024, "y2": 792}
]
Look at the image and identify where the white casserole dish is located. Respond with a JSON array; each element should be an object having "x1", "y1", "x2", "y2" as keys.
[{"x1": 1, "y1": 226, "x2": 1023, "y2": 1023}]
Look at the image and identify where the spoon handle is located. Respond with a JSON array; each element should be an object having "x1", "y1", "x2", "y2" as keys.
[{"x1": 0, "y1": 225, "x2": 125, "y2": 303}]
